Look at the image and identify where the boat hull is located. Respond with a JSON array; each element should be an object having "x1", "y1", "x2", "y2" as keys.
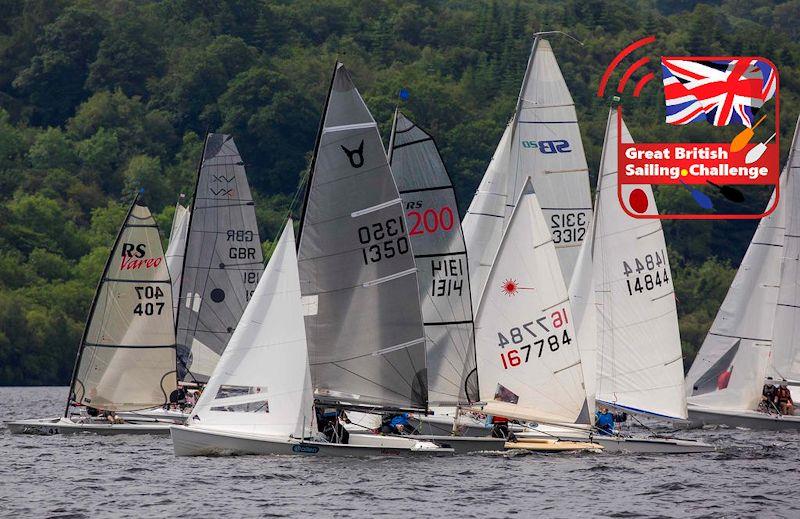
[
  {"x1": 170, "y1": 426, "x2": 455, "y2": 457},
  {"x1": 505, "y1": 438, "x2": 602, "y2": 452},
  {"x1": 686, "y1": 406, "x2": 800, "y2": 431},
  {"x1": 349, "y1": 431, "x2": 505, "y2": 453},
  {"x1": 6, "y1": 417, "x2": 172, "y2": 435},
  {"x1": 516, "y1": 429, "x2": 715, "y2": 454},
  {"x1": 410, "y1": 415, "x2": 492, "y2": 437}
]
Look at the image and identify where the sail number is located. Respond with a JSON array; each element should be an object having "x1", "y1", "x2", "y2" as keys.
[
  {"x1": 133, "y1": 285, "x2": 165, "y2": 316},
  {"x1": 622, "y1": 249, "x2": 671, "y2": 296},
  {"x1": 550, "y1": 212, "x2": 588, "y2": 244},
  {"x1": 407, "y1": 207, "x2": 455, "y2": 236},
  {"x1": 358, "y1": 217, "x2": 409, "y2": 264},
  {"x1": 498, "y1": 308, "x2": 571, "y2": 370},
  {"x1": 430, "y1": 257, "x2": 464, "y2": 297}
]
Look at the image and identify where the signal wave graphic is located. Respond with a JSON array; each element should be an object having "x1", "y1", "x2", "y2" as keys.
[{"x1": 597, "y1": 36, "x2": 657, "y2": 98}]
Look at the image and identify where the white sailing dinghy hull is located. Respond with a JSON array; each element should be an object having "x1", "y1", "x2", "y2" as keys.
[
  {"x1": 686, "y1": 406, "x2": 800, "y2": 431},
  {"x1": 410, "y1": 414, "x2": 493, "y2": 438},
  {"x1": 515, "y1": 430, "x2": 714, "y2": 454},
  {"x1": 171, "y1": 426, "x2": 454, "y2": 457},
  {"x1": 6, "y1": 417, "x2": 172, "y2": 436}
]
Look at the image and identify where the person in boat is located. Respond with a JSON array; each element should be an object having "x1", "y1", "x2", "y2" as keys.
[
  {"x1": 315, "y1": 406, "x2": 350, "y2": 444},
  {"x1": 168, "y1": 387, "x2": 187, "y2": 410},
  {"x1": 488, "y1": 415, "x2": 514, "y2": 440},
  {"x1": 595, "y1": 407, "x2": 615, "y2": 435},
  {"x1": 381, "y1": 413, "x2": 417, "y2": 435},
  {"x1": 776, "y1": 384, "x2": 794, "y2": 416},
  {"x1": 760, "y1": 384, "x2": 778, "y2": 413}
]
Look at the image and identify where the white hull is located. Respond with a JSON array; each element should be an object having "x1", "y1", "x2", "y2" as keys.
[
  {"x1": 516, "y1": 428, "x2": 715, "y2": 454},
  {"x1": 117, "y1": 407, "x2": 188, "y2": 424},
  {"x1": 6, "y1": 417, "x2": 172, "y2": 436},
  {"x1": 410, "y1": 414, "x2": 492, "y2": 437},
  {"x1": 686, "y1": 406, "x2": 800, "y2": 431},
  {"x1": 349, "y1": 430, "x2": 505, "y2": 453},
  {"x1": 170, "y1": 426, "x2": 455, "y2": 457}
]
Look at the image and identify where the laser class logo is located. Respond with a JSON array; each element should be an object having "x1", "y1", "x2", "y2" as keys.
[{"x1": 598, "y1": 36, "x2": 780, "y2": 220}]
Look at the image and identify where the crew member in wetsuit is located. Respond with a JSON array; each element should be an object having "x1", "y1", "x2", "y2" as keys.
[
  {"x1": 489, "y1": 415, "x2": 513, "y2": 440},
  {"x1": 381, "y1": 413, "x2": 417, "y2": 435}
]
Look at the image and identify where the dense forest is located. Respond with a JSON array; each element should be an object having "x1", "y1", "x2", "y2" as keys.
[{"x1": 1, "y1": 0, "x2": 799, "y2": 385}]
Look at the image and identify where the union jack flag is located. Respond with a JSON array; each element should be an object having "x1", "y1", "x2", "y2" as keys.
[{"x1": 661, "y1": 58, "x2": 776, "y2": 127}]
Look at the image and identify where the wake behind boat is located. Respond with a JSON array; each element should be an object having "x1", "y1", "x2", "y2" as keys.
[{"x1": 8, "y1": 196, "x2": 180, "y2": 435}]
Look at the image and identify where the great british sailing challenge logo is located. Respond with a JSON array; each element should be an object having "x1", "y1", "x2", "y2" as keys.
[{"x1": 598, "y1": 36, "x2": 780, "y2": 220}]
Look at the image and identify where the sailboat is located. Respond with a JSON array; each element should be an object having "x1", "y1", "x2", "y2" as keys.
[
  {"x1": 8, "y1": 196, "x2": 180, "y2": 435},
  {"x1": 470, "y1": 177, "x2": 599, "y2": 452},
  {"x1": 463, "y1": 34, "x2": 592, "y2": 306},
  {"x1": 172, "y1": 63, "x2": 452, "y2": 456},
  {"x1": 519, "y1": 110, "x2": 714, "y2": 453},
  {"x1": 685, "y1": 115, "x2": 800, "y2": 430},
  {"x1": 342, "y1": 110, "x2": 504, "y2": 452},
  {"x1": 174, "y1": 133, "x2": 264, "y2": 385}
]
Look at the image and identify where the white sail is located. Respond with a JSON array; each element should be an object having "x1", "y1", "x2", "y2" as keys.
[
  {"x1": 685, "y1": 181, "x2": 784, "y2": 411},
  {"x1": 770, "y1": 116, "x2": 800, "y2": 384},
  {"x1": 189, "y1": 221, "x2": 313, "y2": 439},
  {"x1": 568, "y1": 214, "x2": 597, "y2": 415},
  {"x1": 593, "y1": 110, "x2": 687, "y2": 419},
  {"x1": 474, "y1": 178, "x2": 588, "y2": 424},
  {"x1": 463, "y1": 37, "x2": 592, "y2": 306},
  {"x1": 72, "y1": 202, "x2": 177, "y2": 412},
  {"x1": 165, "y1": 202, "x2": 189, "y2": 323}
]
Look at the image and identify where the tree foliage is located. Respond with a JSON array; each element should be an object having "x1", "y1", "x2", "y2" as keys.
[{"x1": 0, "y1": 0, "x2": 798, "y2": 384}]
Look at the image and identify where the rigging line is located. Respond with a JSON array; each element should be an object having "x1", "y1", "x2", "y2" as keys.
[{"x1": 328, "y1": 362, "x2": 413, "y2": 402}]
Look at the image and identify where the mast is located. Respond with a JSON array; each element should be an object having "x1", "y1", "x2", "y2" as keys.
[
  {"x1": 64, "y1": 193, "x2": 140, "y2": 417},
  {"x1": 173, "y1": 131, "x2": 209, "y2": 384},
  {"x1": 297, "y1": 62, "x2": 339, "y2": 249}
]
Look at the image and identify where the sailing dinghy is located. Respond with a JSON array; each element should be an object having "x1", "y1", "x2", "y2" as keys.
[
  {"x1": 462, "y1": 35, "x2": 592, "y2": 304},
  {"x1": 470, "y1": 178, "x2": 600, "y2": 452},
  {"x1": 8, "y1": 197, "x2": 179, "y2": 435},
  {"x1": 685, "y1": 115, "x2": 800, "y2": 431},
  {"x1": 517, "y1": 110, "x2": 714, "y2": 453},
  {"x1": 344, "y1": 111, "x2": 503, "y2": 453},
  {"x1": 165, "y1": 200, "x2": 190, "y2": 323}
]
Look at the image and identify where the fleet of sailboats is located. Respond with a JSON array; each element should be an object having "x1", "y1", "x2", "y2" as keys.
[{"x1": 7, "y1": 34, "x2": 796, "y2": 455}]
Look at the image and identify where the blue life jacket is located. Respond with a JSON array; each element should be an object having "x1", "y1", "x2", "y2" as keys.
[
  {"x1": 595, "y1": 411, "x2": 614, "y2": 434},
  {"x1": 389, "y1": 413, "x2": 410, "y2": 428}
]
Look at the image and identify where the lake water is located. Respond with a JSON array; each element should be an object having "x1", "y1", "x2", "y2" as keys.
[{"x1": 1, "y1": 386, "x2": 798, "y2": 518}]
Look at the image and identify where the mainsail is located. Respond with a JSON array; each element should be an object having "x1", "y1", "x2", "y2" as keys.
[
  {"x1": 297, "y1": 63, "x2": 427, "y2": 411},
  {"x1": 165, "y1": 202, "x2": 189, "y2": 323},
  {"x1": 69, "y1": 198, "x2": 177, "y2": 413},
  {"x1": 474, "y1": 178, "x2": 588, "y2": 424},
  {"x1": 463, "y1": 37, "x2": 592, "y2": 306},
  {"x1": 189, "y1": 220, "x2": 313, "y2": 438},
  {"x1": 175, "y1": 134, "x2": 264, "y2": 383},
  {"x1": 591, "y1": 110, "x2": 687, "y2": 420},
  {"x1": 388, "y1": 110, "x2": 479, "y2": 406}
]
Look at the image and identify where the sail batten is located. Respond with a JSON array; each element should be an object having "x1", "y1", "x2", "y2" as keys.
[
  {"x1": 388, "y1": 111, "x2": 479, "y2": 406},
  {"x1": 70, "y1": 200, "x2": 177, "y2": 413},
  {"x1": 298, "y1": 63, "x2": 427, "y2": 410},
  {"x1": 175, "y1": 134, "x2": 263, "y2": 383}
]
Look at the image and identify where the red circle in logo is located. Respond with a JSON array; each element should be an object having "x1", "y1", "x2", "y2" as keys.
[{"x1": 628, "y1": 188, "x2": 649, "y2": 213}]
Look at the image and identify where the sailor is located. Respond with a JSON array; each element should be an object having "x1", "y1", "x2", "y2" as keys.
[
  {"x1": 488, "y1": 415, "x2": 512, "y2": 439},
  {"x1": 595, "y1": 407, "x2": 615, "y2": 435},
  {"x1": 776, "y1": 384, "x2": 794, "y2": 415},
  {"x1": 384, "y1": 413, "x2": 415, "y2": 435},
  {"x1": 315, "y1": 406, "x2": 350, "y2": 444},
  {"x1": 760, "y1": 384, "x2": 778, "y2": 412}
]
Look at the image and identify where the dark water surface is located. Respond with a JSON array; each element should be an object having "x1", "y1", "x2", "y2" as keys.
[{"x1": 1, "y1": 387, "x2": 797, "y2": 518}]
